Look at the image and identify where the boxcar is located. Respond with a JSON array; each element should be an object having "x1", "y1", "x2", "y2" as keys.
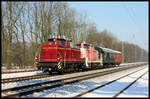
[{"x1": 114, "y1": 52, "x2": 122, "y2": 66}]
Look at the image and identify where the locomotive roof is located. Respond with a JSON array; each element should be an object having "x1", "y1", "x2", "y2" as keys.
[
  {"x1": 76, "y1": 40, "x2": 93, "y2": 45},
  {"x1": 99, "y1": 47, "x2": 121, "y2": 54},
  {"x1": 48, "y1": 38, "x2": 65, "y2": 40},
  {"x1": 48, "y1": 37, "x2": 71, "y2": 41}
]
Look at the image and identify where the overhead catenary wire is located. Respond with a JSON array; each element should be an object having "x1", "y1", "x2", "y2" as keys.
[
  {"x1": 123, "y1": 4, "x2": 142, "y2": 34},
  {"x1": 123, "y1": 4, "x2": 143, "y2": 62}
]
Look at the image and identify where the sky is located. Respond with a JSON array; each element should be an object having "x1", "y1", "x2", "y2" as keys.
[{"x1": 67, "y1": 2, "x2": 149, "y2": 52}]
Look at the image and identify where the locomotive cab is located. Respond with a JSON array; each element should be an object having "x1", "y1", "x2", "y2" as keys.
[{"x1": 42, "y1": 38, "x2": 67, "y2": 62}]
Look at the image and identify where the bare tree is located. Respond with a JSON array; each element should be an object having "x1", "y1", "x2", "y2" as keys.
[
  {"x1": 2, "y1": 2, "x2": 148, "y2": 69},
  {"x1": 2, "y1": 2, "x2": 24, "y2": 69},
  {"x1": 19, "y1": 3, "x2": 27, "y2": 68},
  {"x1": 78, "y1": 13, "x2": 88, "y2": 43}
]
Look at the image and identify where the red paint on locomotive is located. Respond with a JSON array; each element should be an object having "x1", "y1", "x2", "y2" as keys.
[{"x1": 76, "y1": 43, "x2": 99, "y2": 62}]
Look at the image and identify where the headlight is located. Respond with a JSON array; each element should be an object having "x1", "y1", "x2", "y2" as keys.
[{"x1": 48, "y1": 68, "x2": 51, "y2": 71}]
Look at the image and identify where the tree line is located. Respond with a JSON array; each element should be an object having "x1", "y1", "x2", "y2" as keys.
[{"x1": 1, "y1": 2, "x2": 148, "y2": 69}]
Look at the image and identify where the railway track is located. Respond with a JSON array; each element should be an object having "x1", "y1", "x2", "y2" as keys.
[
  {"x1": 2, "y1": 63, "x2": 147, "y2": 98},
  {"x1": 1, "y1": 68, "x2": 105, "y2": 83},
  {"x1": 2, "y1": 69, "x2": 39, "y2": 74},
  {"x1": 1, "y1": 74, "x2": 50, "y2": 83},
  {"x1": 73, "y1": 68, "x2": 148, "y2": 98},
  {"x1": 2, "y1": 62, "x2": 147, "y2": 84},
  {"x1": 1, "y1": 68, "x2": 102, "y2": 83}
]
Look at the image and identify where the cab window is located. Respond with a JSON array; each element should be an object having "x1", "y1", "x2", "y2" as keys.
[
  {"x1": 70, "y1": 41, "x2": 74, "y2": 48},
  {"x1": 49, "y1": 39, "x2": 54, "y2": 45},
  {"x1": 59, "y1": 39, "x2": 66, "y2": 46},
  {"x1": 84, "y1": 44, "x2": 89, "y2": 49},
  {"x1": 76, "y1": 45, "x2": 81, "y2": 49}
]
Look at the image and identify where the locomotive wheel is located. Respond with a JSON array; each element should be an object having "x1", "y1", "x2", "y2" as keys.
[{"x1": 48, "y1": 71, "x2": 52, "y2": 75}]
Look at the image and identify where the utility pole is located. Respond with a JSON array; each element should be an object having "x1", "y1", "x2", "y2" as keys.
[
  {"x1": 135, "y1": 45, "x2": 136, "y2": 62},
  {"x1": 133, "y1": 34, "x2": 136, "y2": 62},
  {"x1": 122, "y1": 41, "x2": 124, "y2": 63},
  {"x1": 141, "y1": 48, "x2": 143, "y2": 62}
]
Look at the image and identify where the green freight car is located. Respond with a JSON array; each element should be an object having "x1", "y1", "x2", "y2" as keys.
[{"x1": 95, "y1": 47, "x2": 122, "y2": 67}]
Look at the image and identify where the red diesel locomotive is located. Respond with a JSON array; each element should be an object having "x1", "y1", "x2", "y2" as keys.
[
  {"x1": 37, "y1": 37, "x2": 122, "y2": 74},
  {"x1": 37, "y1": 37, "x2": 85, "y2": 74}
]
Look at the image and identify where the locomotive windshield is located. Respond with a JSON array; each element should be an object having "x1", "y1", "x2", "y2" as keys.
[
  {"x1": 76, "y1": 44, "x2": 81, "y2": 49},
  {"x1": 70, "y1": 41, "x2": 74, "y2": 48},
  {"x1": 49, "y1": 39, "x2": 54, "y2": 45},
  {"x1": 84, "y1": 44, "x2": 89, "y2": 49}
]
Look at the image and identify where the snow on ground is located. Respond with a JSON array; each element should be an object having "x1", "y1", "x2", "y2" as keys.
[
  {"x1": 81, "y1": 67, "x2": 148, "y2": 97},
  {"x1": 22, "y1": 65, "x2": 148, "y2": 98},
  {"x1": 118, "y1": 72, "x2": 148, "y2": 97}
]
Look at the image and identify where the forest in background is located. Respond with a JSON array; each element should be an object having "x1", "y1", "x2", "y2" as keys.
[{"x1": 1, "y1": 2, "x2": 148, "y2": 69}]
